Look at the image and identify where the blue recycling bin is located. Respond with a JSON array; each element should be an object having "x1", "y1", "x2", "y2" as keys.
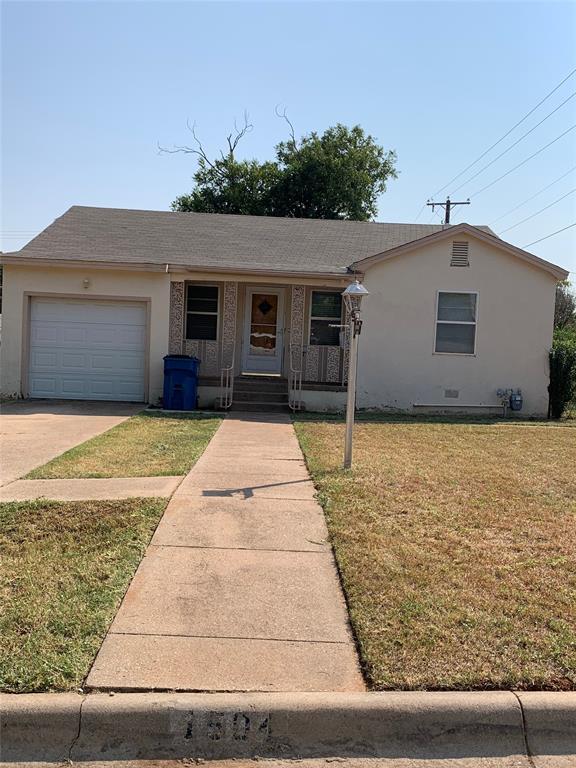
[{"x1": 163, "y1": 355, "x2": 200, "y2": 411}]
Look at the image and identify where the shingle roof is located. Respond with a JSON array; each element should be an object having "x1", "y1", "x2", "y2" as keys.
[{"x1": 5, "y1": 205, "x2": 498, "y2": 275}]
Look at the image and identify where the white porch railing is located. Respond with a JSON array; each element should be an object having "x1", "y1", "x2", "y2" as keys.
[
  {"x1": 288, "y1": 342, "x2": 304, "y2": 411},
  {"x1": 219, "y1": 349, "x2": 235, "y2": 410}
]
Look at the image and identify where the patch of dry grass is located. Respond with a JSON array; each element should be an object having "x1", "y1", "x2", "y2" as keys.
[
  {"x1": 294, "y1": 416, "x2": 576, "y2": 690},
  {"x1": 27, "y1": 411, "x2": 221, "y2": 479},
  {"x1": 0, "y1": 498, "x2": 166, "y2": 692}
]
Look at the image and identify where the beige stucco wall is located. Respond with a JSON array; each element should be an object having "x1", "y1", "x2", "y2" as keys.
[
  {"x1": 197, "y1": 385, "x2": 221, "y2": 409},
  {"x1": 0, "y1": 265, "x2": 171, "y2": 402},
  {"x1": 302, "y1": 389, "x2": 346, "y2": 412},
  {"x1": 358, "y1": 234, "x2": 558, "y2": 416}
]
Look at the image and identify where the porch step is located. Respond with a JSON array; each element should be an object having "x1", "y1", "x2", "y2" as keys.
[
  {"x1": 234, "y1": 377, "x2": 288, "y2": 393},
  {"x1": 229, "y1": 401, "x2": 291, "y2": 413},
  {"x1": 233, "y1": 390, "x2": 289, "y2": 403},
  {"x1": 230, "y1": 376, "x2": 291, "y2": 412}
]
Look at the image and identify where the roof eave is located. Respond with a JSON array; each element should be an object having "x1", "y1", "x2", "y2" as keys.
[
  {"x1": 0, "y1": 254, "x2": 354, "y2": 281},
  {"x1": 350, "y1": 223, "x2": 569, "y2": 280},
  {"x1": 0, "y1": 254, "x2": 169, "y2": 272},
  {"x1": 171, "y1": 264, "x2": 353, "y2": 280}
]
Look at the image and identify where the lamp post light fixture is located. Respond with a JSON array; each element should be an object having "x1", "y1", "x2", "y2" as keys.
[{"x1": 342, "y1": 280, "x2": 369, "y2": 469}]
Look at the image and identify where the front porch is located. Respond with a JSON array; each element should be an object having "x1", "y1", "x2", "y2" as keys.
[
  {"x1": 168, "y1": 279, "x2": 351, "y2": 411},
  {"x1": 194, "y1": 374, "x2": 347, "y2": 412}
]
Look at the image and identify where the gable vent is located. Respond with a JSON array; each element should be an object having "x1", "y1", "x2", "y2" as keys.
[{"x1": 451, "y1": 241, "x2": 470, "y2": 267}]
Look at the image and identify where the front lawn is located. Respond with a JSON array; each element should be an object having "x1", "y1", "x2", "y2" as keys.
[
  {"x1": 0, "y1": 498, "x2": 166, "y2": 692},
  {"x1": 294, "y1": 415, "x2": 576, "y2": 690},
  {"x1": 27, "y1": 411, "x2": 221, "y2": 479}
]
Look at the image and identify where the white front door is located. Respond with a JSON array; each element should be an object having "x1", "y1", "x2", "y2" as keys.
[{"x1": 242, "y1": 288, "x2": 285, "y2": 375}]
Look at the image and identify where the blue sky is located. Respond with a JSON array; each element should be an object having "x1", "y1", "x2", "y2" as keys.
[{"x1": 2, "y1": 0, "x2": 575, "y2": 273}]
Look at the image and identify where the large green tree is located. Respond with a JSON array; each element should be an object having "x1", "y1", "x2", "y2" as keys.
[
  {"x1": 554, "y1": 281, "x2": 576, "y2": 330},
  {"x1": 166, "y1": 115, "x2": 397, "y2": 221},
  {"x1": 173, "y1": 157, "x2": 280, "y2": 216}
]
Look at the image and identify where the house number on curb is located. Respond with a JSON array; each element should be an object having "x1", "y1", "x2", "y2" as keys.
[{"x1": 185, "y1": 710, "x2": 270, "y2": 742}]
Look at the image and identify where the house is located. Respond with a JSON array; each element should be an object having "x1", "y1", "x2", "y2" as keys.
[{"x1": 0, "y1": 205, "x2": 568, "y2": 415}]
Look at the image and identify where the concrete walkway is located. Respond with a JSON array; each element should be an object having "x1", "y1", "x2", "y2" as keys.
[
  {"x1": 0, "y1": 400, "x2": 142, "y2": 486},
  {"x1": 0, "y1": 476, "x2": 183, "y2": 501},
  {"x1": 87, "y1": 413, "x2": 364, "y2": 693}
]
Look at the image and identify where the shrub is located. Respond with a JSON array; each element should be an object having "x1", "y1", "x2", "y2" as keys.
[{"x1": 549, "y1": 329, "x2": 576, "y2": 419}]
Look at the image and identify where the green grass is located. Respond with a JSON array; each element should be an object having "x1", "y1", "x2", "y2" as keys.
[
  {"x1": 294, "y1": 415, "x2": 576, "y2": 691},
  {"x1": 27, "y1": 410, "x2": 222, "y2": 479},
  {"x1": 0, "y1": 498, "x2": 166, "y2": 692}
]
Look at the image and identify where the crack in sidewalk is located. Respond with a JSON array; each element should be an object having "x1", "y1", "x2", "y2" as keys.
[{"x1": 111, "y1": 629, "x2": 350, "y2": 645}]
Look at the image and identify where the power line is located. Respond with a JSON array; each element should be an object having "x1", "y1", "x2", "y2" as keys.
[
  {"x1": 490, "y1": 165, "x2": 576, "y2": 224},
  {"x1": 432, "y1": 67, "x2": 576, "y2": 196},
  {"x1": 449, "y1": 206, "x2": 471, "y2": 225},
  {"x1": 469, "y1": 124, "x2": 576, "y2": 198},
  {"x1": 414, "y1": 202, "x2": 428, "y2": 222},
  {"x1": 499, "y1": 188, "x2": 576, "y2": 234},
  {"x1": 451, "y1": 91, "x2": 576, "y2": 195},
  {"x1": 449, "y1": 209, "x2": 462, "y2": 224},
  {"x1": 523, "y1": 222, "x2": 576, "y2": 248}
]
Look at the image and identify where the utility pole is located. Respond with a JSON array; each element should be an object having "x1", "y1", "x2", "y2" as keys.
[{"x1": 427, "y1": 196, "x2": 470, "y2": 224}]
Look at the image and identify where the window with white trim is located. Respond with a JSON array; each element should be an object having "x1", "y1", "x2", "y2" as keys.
[
  {"x1": 435, "y1": 292, "x2": 477, "y2": 354},
  {"x1": 185, "y1": 284, "x2": 219, "y2": 340},
  {"x1": 309, "y1": 291, "x2": 342, "y2": 346}
]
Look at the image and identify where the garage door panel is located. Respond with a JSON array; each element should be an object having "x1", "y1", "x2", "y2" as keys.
[
  {"x1": 61, "y1": 379, "x2": 88, "y2": 396},
  {"x1": 31, "y1": 325, "x2": 60, "y2": 344},
  {"x1": 29, "y1": 298, "x2": 147, "y2": 402},
  {"x1": 91, "y1": 354, "x2": 144, "y2": 372},
  {"x1": 31, "y1": 351, "x2": 59, "y2": 368},
  {"x1": 31, "y1": 373, "x2": 146, "y2": 401},
  {"x1": 33, "y1": 323, "x2": 145, "y2": 349},
  {"x1": 32, "y1": 299, "x2": 145, "y2": 324},
  {"x1": 87, "y1": 326, "x2": 145, "y2": 347},
  {"x1": 62, "y1": 327, "x2": 87, "y2": 344},
  {"x1": 115, "y1": 327, "x2": 147, "y2": 346},
  {"x1": 31, "y1": 348, "x2": 145, "y2": 374},
  {"x1": 89, "y1": 378, "x2": 144, "y2": 398},
  {"x1": 30, "y1": 378, "x2": 57, "y2": 396},
  {"x1": 31, "y1": 324, "x2": 86, "y2": 346},
  {"x1": 62, "y1": 352, "x2": 86, "y2": 368}
]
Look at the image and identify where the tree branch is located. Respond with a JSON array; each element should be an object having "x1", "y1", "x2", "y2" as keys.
[
  {"x1": 227, "y1": 110, "x2": 253, "y2": 156},
  {"x1": 157, "y1": 119, "x2": 219, "y2": 171},
  {"x1": 159, "y1": 113, "x2": 252, "y2": 173},
  {"x1": 275, "y1": 105, "x2": 297, "y2": 148}
]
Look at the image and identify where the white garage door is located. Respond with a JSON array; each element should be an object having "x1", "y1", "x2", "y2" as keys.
[{"x1": 29, "y1": 297, "x2": 147, "y2": 401}]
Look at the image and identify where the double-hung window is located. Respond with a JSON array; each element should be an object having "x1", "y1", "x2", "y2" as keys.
[
  {"x1": 186, "y1": 284, "x2": 219, "y2": 341},
  {"x1": 309, "y1": 291, "x2": 342, "y2": 346},
  {"x1": 435, "y1": 292, "x2": 477, "y2": 354}
]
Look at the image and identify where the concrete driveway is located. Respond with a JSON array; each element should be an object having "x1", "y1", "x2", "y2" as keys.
[{"x1": 0, "y1": 400, "x2": 143, "y2": 486}]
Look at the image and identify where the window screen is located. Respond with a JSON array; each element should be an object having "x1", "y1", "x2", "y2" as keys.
[
  {"x1": 186, "y1": 285, "x2": 219, "y2": 340},
  {"x1": 310, "y1": 291, "x2": 342, "y2": 346},
  {"x1": 435, "y1": 292, "x2": 477, "y2": 354}
]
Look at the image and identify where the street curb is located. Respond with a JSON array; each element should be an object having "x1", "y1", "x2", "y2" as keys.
[
  {"x1": 1, "y1": 691, "x2": 575, "y2": 764},
  {"x1": 518, "y1": 691, "x2": 576, "y2": 766}
]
